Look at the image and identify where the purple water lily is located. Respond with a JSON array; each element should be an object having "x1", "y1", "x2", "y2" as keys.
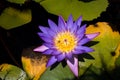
[{"x1": 34, "y1": 15, "x2": 99, "y2": 77}]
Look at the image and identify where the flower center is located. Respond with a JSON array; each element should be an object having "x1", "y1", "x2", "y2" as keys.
[{"x1": 54, "y1": 31, "x2": 77, "y2": 53}]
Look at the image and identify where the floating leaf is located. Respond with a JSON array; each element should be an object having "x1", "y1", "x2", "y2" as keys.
[
  {"x1": 0, "y1": 64, "x2": 29, "y2": 80},
  {"x1": 115, "y1": 43, "x2": 120, "y2": 67},
  {"x1": 34, "y1": 0, "x2": 44, "y2": 3},
  {"x1": 40, "y1": 22, "x2": 120, "y2": 80},
  {"x1": 0, "y1": 7, "x2": 31, "y2": 29},
  {"x1": 79, "y1": 22, "x2": 120, "y2": 79},
  {"x1": 21, "y1": 47, "x2": 48, "y2": 80},
  {"x1": 40, "y1": 64, "x2": 75, "y2": 80},
  {"x1": 7, "y1": 0, "x2": 26, "y2": 4},
  {"x1": 82, "y1": 22, "x2": 120, "y2": 69},
  {"x1": 40, "y1": 0, "x2": 108, "y2": 20}
]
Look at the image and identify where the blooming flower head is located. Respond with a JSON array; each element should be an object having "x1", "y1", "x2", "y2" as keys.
[{"x1": 34, "y1": 15, "x2": 99, "y2": 77}]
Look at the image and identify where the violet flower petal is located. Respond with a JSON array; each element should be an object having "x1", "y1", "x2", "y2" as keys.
[
  {"x1": 76, "y1": 24, "x2": 86, "y2": 40},
  {"x1": 72, "y1": 16, "x2": 82, "y2": 33},
  {"x1": 48, "y1": 19, "x2": 58, "y2": 32},
  {"x1": 66, "y1": 52, "x2": 73, "y2": 60},
  {"x1": 43, "y1": 49, "x2": 53, "y2": 55},
  {"x1": 67, "y1": 14, "x2": 73, "y2": 30},
  {"x1": 52, "y1": 50, "x2": 61, "y2": 55},
  {"x1": 46, "y1": 56, "x2": 57, "y2": 67},
  {"x1": 73, "y1": 49, "x2": 84, "y2": 54},
  {"x1": 76, "y1": 46, "x2": 94, "y2": 53},
  {"x1": 66, "y1": 53, "x2": 74, "y2": 64},
  {"x1": 57, "y1": 54, "x2": 65, "y2": 62},
  {"x1": 86, "y1": 32, "x2": 100, "y2": 40},
  {"x1": 71, "y1": 22, "x2": 78, "y2": 33},
  {"x1": 47, "y1": 29, "x2": 56, "y2": 37},
  {"x1": 33, "y1": 45, "x2": 48, "y2": 52},
  {"x1": 43, "y1": 43, "x2": 54, "y2": 48},
  {"x1": 78, "y1": 38, "x2": 90, "y2": 45},
  {"x1": 76, "y1": 16, "x2": 82, "y2": 27},
  {"x1": 39, "y1": 26, "x2": 49, "y2": 34},
  {"x1": 58, "y1": 16, "x2": 66, "y2": 31},
  {"x1": 38, "y1": 33, "x2": 53, "y2": 43},
  {"x1": 66, "y1": 56, "x2": 78, "y2": 77}
]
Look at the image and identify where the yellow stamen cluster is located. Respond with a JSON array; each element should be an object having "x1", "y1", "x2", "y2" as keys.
[{"x1": 54, "y1": 31, "x2": 77, "y2": 53}]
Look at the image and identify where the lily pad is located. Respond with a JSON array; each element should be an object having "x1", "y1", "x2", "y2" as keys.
[
  {"x1": 40, "y1": 22, "x2": 120, "y2": 80},
  {"x1": 34, "y1": 0, "x2": 44, "y2": 3},
  {"x1": 40, "y1": 0, "x2": 108, "y2": 20},
  {"x1": 79, "y1": 22, "x2": 120, "y2": 79},
  {"x1": 0, "y1": 64, "x2": 29, "y2": 80},
  {"x1": 115, "y1": 43, "x2": 120, "y2": 67},
  {"x1": 7, "y1": 0, "x2": 26, "y2": 4},
  {"x1": 0, "y1": 7, "x2": 31, "y2": 30},
  {"x1": 40, "y1": 63, "x2": 75, "y2": 80},
  {"x1": 21, "y1": 47, "x2": 48, "y2": 80}
]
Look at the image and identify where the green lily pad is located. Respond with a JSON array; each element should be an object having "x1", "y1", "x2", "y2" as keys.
[
  {"x1": 7, "y1": 0, "x2": 26, "y2": 4},
  {"x1": 0, "y1": 7, "x2": 31, "y2": 30},
  {"x1": 0, "y1": 64, "x2": 29, "y2": 80},
  {"x1": 115, "y1": 43, "x2": 120, "y2": 67},
  {"x1": 40, "y1": 22, "x2": 120, "y2": 80},
  {"x1": 34, "y1": 0, "x2": 44, "y2": 3},
  {"x1": 40, "y1": 64, "x2": 75, "y2": 80},
  {"x1": 39, "y1": 0, "x2": 108, "y2": 20}
]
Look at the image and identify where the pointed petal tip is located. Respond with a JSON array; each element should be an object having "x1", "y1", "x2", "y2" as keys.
[
  {"x1": 39, "y1": 25, "x2": 48, "y2": 30},
  {"x1": 33, "y1": 47, "x2": 41, "y2": 52},
  {"x1": 68, "y1": 14, "x2": 73, "y2": 19},
  {"x1": 68, "y1": 14, "x2": 73, "y2": 22},
  {"x1": 93, "y1": 32, "x2": 100, "y2": 38},
  {"x1": 76, "y1": 16, "x2": 82, "y2": 26},
  {"x1": 48, "y1": 19, "x2": 51, "y2": 25},
  {"x1": 66, "y1": 14, "x2": 74, "y2": 30},
  {"x1": 66, "y1": 57, "x2": 78, "y2": 77},
  {"x1": 78, "y1": 16, "x2": 82, "y2": 20},
  {"x1": 59, "y1": 16, "x2": 65, "y2": 25},
  {"x1": 46, "y1": 64, "x2": 50, "y2": 68},
  {"x1": 86, "y1": 32, "x2": 100, "y2": 40},
  {"x1": 38, "y1": 26, "x2": 50, "y2": 35},
  {"x1": 33, "y1": 45, "x2": 48, "y2": 52},
  {"x1": 46, "y1": 63, "x2": 51, "y2": 68},
  {"x1": 48, "y1": 19, "x2": 55, "y2": 26},
  {"x1": 58, "y1": 15, "x2": 64, "y2": 20},
  {"x1": 38, "y1": 25, "x2": 44, "y2": 29},
  {"x1": 58, "y1": 15, "x2": 66, "y2": 30},
  {"x1": 94, "y1": 32, "x2": 100, "y2": 35}
]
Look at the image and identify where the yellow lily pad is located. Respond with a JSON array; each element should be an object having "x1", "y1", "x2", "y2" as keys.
[
  {"x1": 21, "y1": 47, "x2": 48, "y2": 80},
  {"x1": 80, "y1": 22, "x2": 120, "y2": 72}
]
